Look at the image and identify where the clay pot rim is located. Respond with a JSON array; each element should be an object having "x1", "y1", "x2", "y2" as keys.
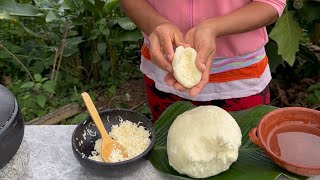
[{"x1": 256, "y1": 107, "x2": 320, "y2": 170}]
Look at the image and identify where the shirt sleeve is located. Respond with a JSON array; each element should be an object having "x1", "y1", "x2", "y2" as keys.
[{"x1": 253, "y1": 0, "x2": 286, "y2": 16}]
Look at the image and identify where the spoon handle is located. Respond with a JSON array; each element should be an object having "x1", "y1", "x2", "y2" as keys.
[{"x1": 81, "y1": 92, "x2": 111, "y2": 141}]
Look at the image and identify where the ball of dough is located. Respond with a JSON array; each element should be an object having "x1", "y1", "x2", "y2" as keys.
[
  {"x1": 167, "y1": 106, "x2": 242, "y2": 178},
  {"x1": 172, "y1": 46, "x2": 201, "y2": 88}
]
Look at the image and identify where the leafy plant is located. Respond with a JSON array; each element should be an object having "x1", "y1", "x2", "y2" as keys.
[
  {"x1": 20, "y1": 74, "x2": 56, "y2": 107},
  {"x1": 0, "y1": 0, "x2": 143, "y2": 122},
  {"x1": 267, "y1": 0, "x2": 320, "y2": 70},
  {"x1": 305, "y1": 82, "x2": 320, "y2": 105},
  {"x1": 8, "y1": 75, "x2": 56, "y2": 120}
]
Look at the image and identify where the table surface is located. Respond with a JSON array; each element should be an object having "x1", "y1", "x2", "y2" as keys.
[
  {"x1": 24, "y1": 125, "x2": 176, "y2": 180},
  {"x1": 3, "y1": 125, "x2": 320, "y2": 180}
]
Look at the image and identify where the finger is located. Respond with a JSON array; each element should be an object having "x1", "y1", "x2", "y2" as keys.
[
  {"x1": 184, "y1": 28, "x2": 195, "y2": 47},
  {"x1": 195, "y1": 41, "x2": 215, "y2": 72},
  {"x1": 189, "y1": 70, "x2": 210, "y2": 97},
  {"x1": 173, "y1": 82, "x2": 188, "y2": 92},
  {"x1": 150, "y1": 36, "x2": 173, "y2": 73},
  {"x1": 158, "y1": 35, "x2": 174, "y2": 61},
  {"x1": 173, "y1": 31, "x2": 188, "y2": 48},
  {"x1": 164, "y1": 73, "x2": 177, "y2": 86}
]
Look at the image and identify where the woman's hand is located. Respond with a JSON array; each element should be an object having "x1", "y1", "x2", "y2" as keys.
[
  {"x1": 149, "y1": 22, "x2": 186, "y2": 73},
  {"x1": 170, "y1": 22, "x2": 217, "y2": 97}
]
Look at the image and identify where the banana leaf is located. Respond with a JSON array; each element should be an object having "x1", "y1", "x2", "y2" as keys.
[{"x1": 148, "y1": 101, "x2": 307, "y2": 180}]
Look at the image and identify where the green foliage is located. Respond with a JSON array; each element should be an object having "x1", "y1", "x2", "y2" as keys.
[
  {"x1": 19, "y1": 74, "x2": 56, "y2": 108},
  {"x1": 305, "y1": 82, "x2": 320, "y2": 104},
  {"x1": 0, "y1": 0, "x2": 43, "y2": 17},
  {"x1": 0, "y1": 0, "x2": 142, "y2": 122},
  {"x1": 268, "y1": 0, "x2": 320, "y2": 69}
]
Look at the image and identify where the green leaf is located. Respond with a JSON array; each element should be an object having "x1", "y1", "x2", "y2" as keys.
[
  {"x1": 305, "y1": 94, "x2": 320, "y2": 104},
  {"x1": 20, "y1": 81, "x2": 34, "y2": 89},
  {"x1": 315, "y1": 90, "x2": 320, "y2": 100},
  {"x1": 307, "y1": 83, "x2": 320, "y2": 92},
  {"x1": 112, "y1": 29, "x2": 142, "y2": 42},
  {"x1": 87, "y1": 0, "x2": 95, "y2": 5},
  {"x1": 0, "y1": 0, "x2": 43, "y2": 17},
  {"x1": 0, "y1": 18, "x2": 40, "y2": 37},
  {"x1": 82, "y1": 1, "x2": 103, "y2": 18},
  {"x1": 64, "y1": 0, "x2": 84, "y2": 13},
  {"x1": 0, "y1": 50, "x2": 11, "y2": 58},
  {"x1": 63, "y1": 37, "x2": 83, "y2": 57},
  {"x1": 68, "y1": 113, "x2": 88, "y2": 125},
  {"x1": 34, "y1": 83, "x2": 42, "y2": 90},
  {"x1": 41, "y1": 77, "x2": 49, "y2": 82},
  {"x1": 36, "y1": 94, "x2": 46, "y2": 108},
  {"x1": 33, "y1": 0, "x2": 55, "y2": 8},
  {"x1": 34, "y1": 74, "x2": 42, "y2": 82},
  {"x1": 0, "y1": 41, "x2": 22, "y2": 54},
  {"x1": 149, "y1": 101, "x2": 307, "y2": 180},
  {"x1": 101, "y1": 28, "x2": 110, "y2": 37},
  {"x1": 59, "y1": 2, "x2": 70, "y2": 11},
  {"x1": 29, "y1": 60, "x2": 45, "y2": 74},
  {"x1": 269, "y1": 11, "x2": 303, "y2": 66},
  {"x1": 0, "y1": 11, "x2": 12, "y2": 19},
  {"x1": 45, "y1": 11, "x2": 58, "y2": 22},
  {"x1": 103, "y1": 0, "x2": 119, "y2": 13},
  {"x1": 97, "y1": 42, "x2": 107, "y2": 55},
  {"x1": 115, "y1": 17, "x2": 137, "y2": 30},
  {"x1": 107, "y1": 85, "x2": 116, "y2": 96},
  {"x1": 10, "y1": 19, "x2": 42, "y2": 37},
  {"x1": 42, "y1": 80, "x2": 56, "y2": 94}
]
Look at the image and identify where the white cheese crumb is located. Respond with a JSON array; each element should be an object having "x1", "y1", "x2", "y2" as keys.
[{"x1": 88, "y1": 120, "x2": 151, "y2": 163}]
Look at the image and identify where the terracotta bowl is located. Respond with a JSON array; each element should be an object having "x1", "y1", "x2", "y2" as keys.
[{"x1": 249, "y1": 107, "x2": 320, "y2": 176}]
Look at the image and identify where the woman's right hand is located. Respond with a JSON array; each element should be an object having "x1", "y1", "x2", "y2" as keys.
[{"x1": 149, "y1": 22, "x2": 186, "y2": 73}]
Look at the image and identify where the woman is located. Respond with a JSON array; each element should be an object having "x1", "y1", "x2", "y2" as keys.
[{"x1": 120, "y1": 0, "x2": 286, "y2": 121}]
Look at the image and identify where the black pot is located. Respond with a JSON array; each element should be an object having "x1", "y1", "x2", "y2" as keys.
[
  {"x1": 72, "y1": 109, "x2": 155, "y2": 177},
  {"x1": 0, "y1": 84, "x2": 25, "y2": 170}
]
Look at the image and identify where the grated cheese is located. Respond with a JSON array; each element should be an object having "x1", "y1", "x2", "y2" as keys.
[{"x1": 88, "y1": 120, "x2": 151, "y2": 163}]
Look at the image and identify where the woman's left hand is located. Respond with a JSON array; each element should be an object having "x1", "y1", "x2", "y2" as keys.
[{"x1": 169, "y1": 21, "x2": 217, "y2": 97}]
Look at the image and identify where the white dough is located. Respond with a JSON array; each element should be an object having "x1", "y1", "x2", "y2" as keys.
[
  {"x1": 167, "y1": 106, "x2": 242, "y2": 178},
  {"x1": 172, "y1": 46, "x2": 201, "y2": 88}
]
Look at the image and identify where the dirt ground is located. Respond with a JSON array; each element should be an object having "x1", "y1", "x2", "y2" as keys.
[
  {"x1": 269, "y1": 76, "x2": 320, "y2": 110},
  {"x1": 94, "y1": 78, "x2": 148, "y2": 111}
]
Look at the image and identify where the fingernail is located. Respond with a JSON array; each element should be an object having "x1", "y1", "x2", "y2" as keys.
[{"x1": 201, "y1": 63, "x2": 206, "y2": 71}]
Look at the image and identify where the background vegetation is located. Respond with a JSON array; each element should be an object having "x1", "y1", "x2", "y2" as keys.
[{"x1": 0, "y1": 0, "x2": 319, "y2": 124}]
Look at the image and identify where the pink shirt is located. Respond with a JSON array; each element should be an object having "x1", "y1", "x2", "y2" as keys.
[{"x1": 143, "y1": 0, "x2": 286, "y2": 58}]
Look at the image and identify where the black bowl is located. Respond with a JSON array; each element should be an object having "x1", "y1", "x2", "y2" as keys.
[{"x1": 71, "y1": 109, "x2": 155, "y2": 177}]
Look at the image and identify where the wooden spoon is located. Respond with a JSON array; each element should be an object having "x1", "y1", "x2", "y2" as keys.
[{"x1": 81, "y1": 92, "x2": 128, "y2": 162}]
